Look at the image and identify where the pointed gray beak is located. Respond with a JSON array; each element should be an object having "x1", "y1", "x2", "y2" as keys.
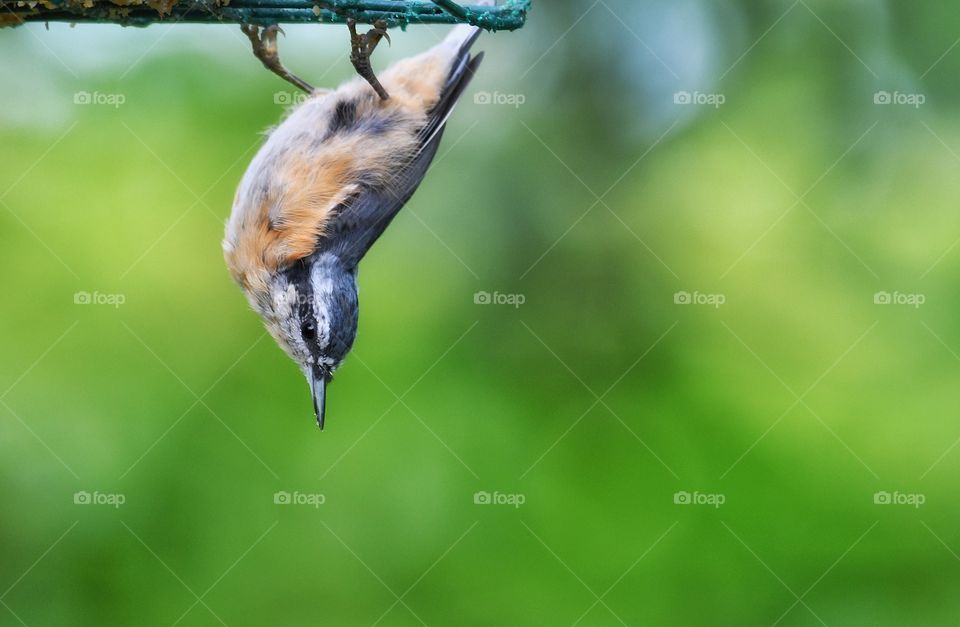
[{"x1": 309, "y1": 370, "x2": 327, "y2": 430}]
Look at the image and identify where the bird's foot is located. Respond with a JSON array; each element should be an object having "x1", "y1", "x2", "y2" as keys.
[
  {"x1": 242, "y1": 23, "x2": 315, "y2": 94},
  {"x1": 348, "y1": 18, "x2": 391, "y2": 100}
]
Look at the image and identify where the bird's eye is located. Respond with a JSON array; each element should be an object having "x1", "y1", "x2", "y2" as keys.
[{"x1": 301, "y1": 320, "x2": 317, "y2": 340}]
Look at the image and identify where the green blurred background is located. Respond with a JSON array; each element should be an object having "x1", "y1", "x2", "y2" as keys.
[{"x1": 3, "y1": 0, "x2": 960, "y2": 624}]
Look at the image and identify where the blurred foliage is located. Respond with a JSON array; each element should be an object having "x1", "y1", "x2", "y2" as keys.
[{"x1": 2, "y1": 0, "x2": 960, "y2": 624}]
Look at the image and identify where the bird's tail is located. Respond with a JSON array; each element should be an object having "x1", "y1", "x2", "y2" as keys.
[
  {"x1": 381, "y1": 2, "x2": 487, "y2": 108},
  {"x1": 441, "y1": 0, "x2": 494, "y2": 49},
  {"x1": 443, "y1": 24, "x2": 480, "y2": 52},
  {"x1": 434, "y1": 25, "x2": 483, "y2": 112},
  {"x1": 410, "y1": 5, "x2": 488, "y2": 146}
]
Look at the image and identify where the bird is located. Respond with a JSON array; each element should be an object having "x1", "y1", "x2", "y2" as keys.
[{"x1": 223, "y1": 21, "x2": 485, "y2": 430}]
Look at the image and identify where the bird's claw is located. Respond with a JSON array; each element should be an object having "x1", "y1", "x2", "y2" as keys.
[
  {"x1": 348, "y1": 18, "x2": 391, "y2": 100},
  {"x1": 242, "y1": 23, "x2": 314, "y2": 95},
  {"x1": 368, "y1": 29, "x2": 390, "y2": 45}
]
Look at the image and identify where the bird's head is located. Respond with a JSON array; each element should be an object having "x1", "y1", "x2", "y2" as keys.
[{"x1": 255, "y1": 253, "x2": 358, "y2": 429}]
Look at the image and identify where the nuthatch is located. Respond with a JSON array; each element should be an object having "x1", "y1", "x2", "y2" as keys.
[{"x1": 224, "y1": 23, "x2": 485, "y2": 429}]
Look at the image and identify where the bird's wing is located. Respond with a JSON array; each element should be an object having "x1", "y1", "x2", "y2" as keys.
[{"x1": 320, "y1": 38, "x2": 485, "y2": 267}]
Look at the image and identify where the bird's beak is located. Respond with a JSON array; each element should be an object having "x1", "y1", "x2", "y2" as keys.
[{"x1": 309, "y1": 369, "x2": 328, "y2": 430}]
